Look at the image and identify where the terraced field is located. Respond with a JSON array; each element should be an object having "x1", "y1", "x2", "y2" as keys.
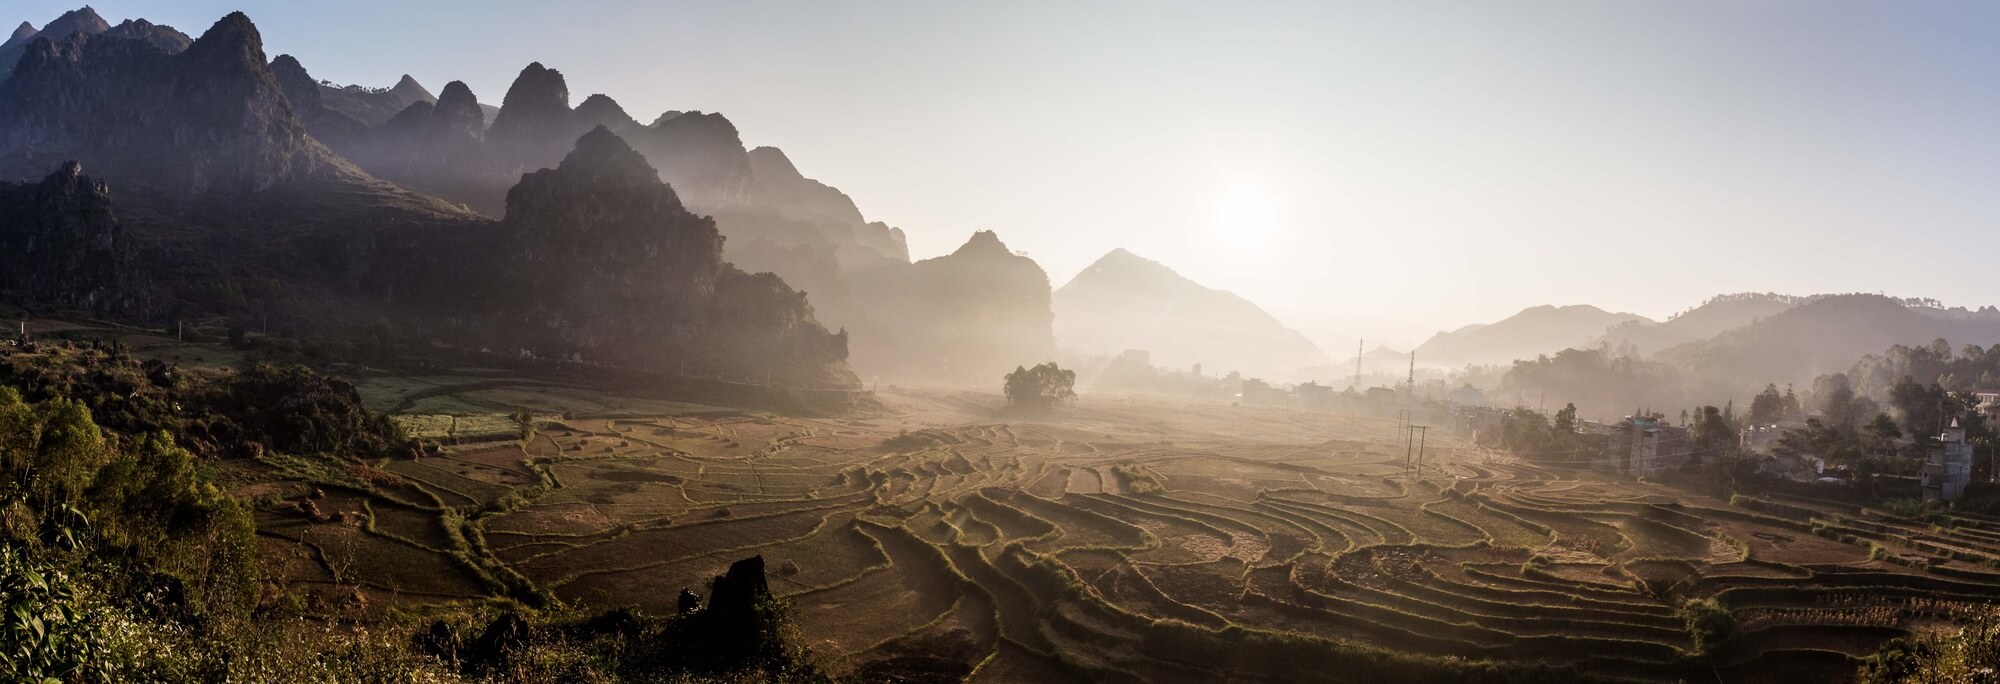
[{"x1": 255, "y1": 381, "x2": 2000, "y2": 682}]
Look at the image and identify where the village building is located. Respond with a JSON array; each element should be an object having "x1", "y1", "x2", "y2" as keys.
[
  {"x1": 1923, "y1": 419, "x2": 1974, "y2": 503},
  {"x1": 1607, "y1": 416, "x2": 1690, "y2": 476}
]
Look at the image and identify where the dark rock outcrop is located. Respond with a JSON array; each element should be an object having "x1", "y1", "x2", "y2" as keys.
[
  {"x1": 0, "y1": 162, "x2": 144, "y2": 314},
  {"x1": 705, "y1": 555, "x2": 771, "y2": 619},
  {"x1": 463, "y1": 612, "x2": 531, "y2": 674}
]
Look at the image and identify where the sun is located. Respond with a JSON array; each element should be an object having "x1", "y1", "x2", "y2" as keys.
[{"x1": 1211, "y1": 186, "x2": 1276, "y2": 248}]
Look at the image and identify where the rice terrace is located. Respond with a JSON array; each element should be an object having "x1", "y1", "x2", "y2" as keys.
[
  {"x1": 7, "y1": 3, "x2": 2000, "y2": 682},
  {"x1": 205, "y1": 349, "x2": 1988, "y2": 683}
]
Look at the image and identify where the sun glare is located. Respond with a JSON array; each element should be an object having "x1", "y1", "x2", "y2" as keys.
[{"x1": 1212, "y1": 186, "x2": 1276, "y2": 248}]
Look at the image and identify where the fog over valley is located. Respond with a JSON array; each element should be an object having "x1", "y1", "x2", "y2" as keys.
[{"x1": 3, "y1": 3, "x2": 1999, "y2": 683}]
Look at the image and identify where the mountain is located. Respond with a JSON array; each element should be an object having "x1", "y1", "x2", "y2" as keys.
[
  {"x1": 317, "y1": 73, "x2": 443, "y2": 126},
  {"x1": 1413, "y1": 305, "x2": 1650, "y2": 368},
  {"x1": 1659, "y1": 294, "x2": 2000, "y2": 391},
  {"x1": 0, "y1": 8, "x2": 989, "y2": 385},
  {"x1": 4, "y1": 23, "x2": 33, "y2": 49},
  {"x1": 0, "y1": 162, "x2": 145, "y2": 315},
  {"x1": 388, "y1": 74, "x2": 434, "y2": 106},
  {"x1": 745, "y1": 146, "x2": 908, "y2": 268},
  {"x1": 449, "y1": 126, "x2": 852, "y2": 385},
  {"x1": 1593, "y1": 293, "x2": 1803, "y2": 356},
  {"x1": 288, "y1": 59, "x2": 923, "y2": 373},
  {"x1": 1053, "y1": 248, "x2": 1327, "y2": 379},
  {"x1": 0, "y1": 6, "x2": 110, "y2": 73},
  {"x1": 269, "y1": 53, "x2": 371, "y2": 152},
  {"x1": 847, "y1": 231, "x2": 1053, "y2": 380},
  {"x1": 0, "y1": 11, "x2": 465, "y2": 227}
]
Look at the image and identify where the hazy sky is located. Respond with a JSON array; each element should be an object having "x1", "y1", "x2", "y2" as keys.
[{"x1": 20, "y1": 1, "x2": 2000, "y2": 349}]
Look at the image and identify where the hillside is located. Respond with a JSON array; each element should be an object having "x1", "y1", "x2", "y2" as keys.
[
  {"x1": 1412, "y1": 304, "x2": 1649, "y2": 368},
  {"x1": 847, "y1": 231, "x2": 1054, "y2": 381},
  {"x1": 1593, "y1": 293, "x2": 1802, "y2": 355},
  {"x1": 1053, "y1": 248, "x2": 1328, "y2": 379},
  {"x1": 1660, "y1": 293, "x2": 2000, "y2": 390}
]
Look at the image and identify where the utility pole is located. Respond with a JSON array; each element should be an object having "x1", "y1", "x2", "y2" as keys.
[
  {"x1": 1414, "y1": 426, "x2": 1429, "y2": 475},
  {"x1": 1406, "y1": 424, "x2": 1415, "y2": 473},
  {"x1": 1353, "y1": 338, "x2": 1363, "y2": 390},
  {"x1": 1407, "y1": 351, "x2": 1416, "y2": 396}
]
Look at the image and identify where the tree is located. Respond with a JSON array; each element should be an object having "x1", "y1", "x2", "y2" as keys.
[
  {"x1": 1749, "y1": 385, "x2": 1784, "y2": 424},
  {"x1": 1890, "y1": 378, "x2": 1954, "y2": 443},
  {"x1": 1554, "y1": 403, "x2": 1577, "y2": 436},
  {"x1": 1822, "y1": 383, "x2": 1861, "y2": 431},
  {"x1": 1003, "y1": 363, "x2": 1077, "y2": 413},
  {"x1": 1865, "y1": 413, "x2": 1903, "y2": 457},
  {"x1": 1689, "y1": 405, "x2": 1736, "y2": 465}
]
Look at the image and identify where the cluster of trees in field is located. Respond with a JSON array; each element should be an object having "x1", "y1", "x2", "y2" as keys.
[{"x1": 1004, "y1": 362, "x2": 1077, "y2": 413}]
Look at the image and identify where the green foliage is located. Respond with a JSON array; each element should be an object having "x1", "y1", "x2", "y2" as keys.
[
  {"x1": 1858, "y1": 606, "x2": 2000, "y2": 683},
  {"x1": 511, "y1": 406, "x2": 536, "y2": 444},
  {"x1": 1688, "y1": 405, "x2": 1738, "y2": 461},
  {"x1": 1003, "y1": 362, "x2": 1077, "y2": 413},
  {"x1": 1857, "y1": 637, "x2": 1927, "y2": 684},
  {"x1": 1749, "y1": 384, "x2": 1786, "y2": 424},
  {"x1": 1678, "y1": 597, "x2": 1739, "y2": 659},
  {"x1": 0, "y1": 544, "x2": 103, "y2": 680}
]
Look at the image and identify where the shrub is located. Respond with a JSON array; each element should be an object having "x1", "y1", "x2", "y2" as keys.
[{"x1": 1679, "y1": 597, "x2": 1739, "y2": 658}]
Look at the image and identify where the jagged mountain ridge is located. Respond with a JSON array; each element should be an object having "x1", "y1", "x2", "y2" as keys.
[
  {"x1": 0, "y1": 6, "x2": 110, "y2": 73},
  {"x1": 0, "y1": 8, "x2": 857, "y2": 386},
  {"x1": 1053, "y1": 248, "x2": 1328, "y2": 379},
  {"x1": 265, "y1": 53, "x2": 924, "y2": 373},
  {"x1": 0, "y1": 10, "x2": 466, "y2": 229}
]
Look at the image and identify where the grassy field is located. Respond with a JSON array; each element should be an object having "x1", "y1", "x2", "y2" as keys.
[{"x1": 229, "y1": 375, "x2": 2000, "y2": 683}]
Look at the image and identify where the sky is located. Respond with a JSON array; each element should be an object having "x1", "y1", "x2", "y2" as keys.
[{"x1": 19, "y1": 1, "x2": 2000, "y2": 350}]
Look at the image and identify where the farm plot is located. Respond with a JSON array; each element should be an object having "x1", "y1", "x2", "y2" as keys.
[{"x1": 255, "y1": 381, "x2": 2000, "y2": 682}]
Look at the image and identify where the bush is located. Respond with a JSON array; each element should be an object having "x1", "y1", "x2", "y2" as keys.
[
  {"x1": 1679, "y1": 597, "x2": 1739, "y2": 658},
  {"x1": 1003, "y1": 362, "x2": 1077, "y2": 413}
]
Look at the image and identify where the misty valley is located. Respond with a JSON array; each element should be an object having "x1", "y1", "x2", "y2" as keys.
[{"x1": 2, "y1": 5, "x2": 1998, "y2": 684}]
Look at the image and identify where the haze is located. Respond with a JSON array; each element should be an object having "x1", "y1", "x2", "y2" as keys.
[{"x1": 25, "y1": 0, "x2": 2000, "y2": 348}]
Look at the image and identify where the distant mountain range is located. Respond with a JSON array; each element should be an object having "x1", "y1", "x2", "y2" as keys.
[
  {"x1": 1053, "y1": 249, "x2": 1328, "y2": 379},
  {"x1": 1412, "y1": 305, "x2": 1649, "y2": 369},
  {"x1": 1659, "y1": 294, "x2": 2000, "y2": 389},
  {"x1": 0, "y1": 9, "x2": 849, "y2": 385},
  {"x1": 9, "y1": 6, "x2": 1999, "y2": 396},
  {"x1": 1593, "y1": 293, "x2": 1803, "y2": 356}
]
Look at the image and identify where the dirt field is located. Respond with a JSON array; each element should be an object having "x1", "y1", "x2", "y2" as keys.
[{"x1": 255, "y1": 380, "x2": 2000, "y2": 682}]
